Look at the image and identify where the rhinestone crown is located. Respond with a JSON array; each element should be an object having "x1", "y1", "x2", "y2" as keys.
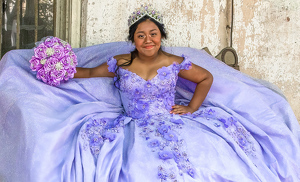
[{"x1": 128, "y1": 4, "x2": 163, "y2": 27}]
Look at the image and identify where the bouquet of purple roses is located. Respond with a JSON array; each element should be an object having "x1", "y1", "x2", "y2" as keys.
[{"x1": 29, "y1": 36, "x2": 77, "y2": 86}]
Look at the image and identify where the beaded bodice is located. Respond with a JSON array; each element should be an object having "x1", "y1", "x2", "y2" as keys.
[{"x1": 107, "y1": 55, "x2": 192, "y2": 118}]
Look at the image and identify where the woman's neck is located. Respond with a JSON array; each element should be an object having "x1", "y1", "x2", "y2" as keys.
[{"x1": 136, "y1": 51, "x2": 162, "y2": 64}]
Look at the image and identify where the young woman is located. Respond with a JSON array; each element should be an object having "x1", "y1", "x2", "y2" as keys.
[
  {"x1": 69, "y1": 5, "x2": 299, "y2": 181},
  {"x1": 74, "y1": 16, "x2": 213, "y2": 116},
  {"x1": 0, "y1": 4, "x2": 300, "y2": 182}
]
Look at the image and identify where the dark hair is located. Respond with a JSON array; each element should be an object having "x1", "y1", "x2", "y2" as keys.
[
  {"x1": 114, "y1": 15, "x2": 167, "y2": 88},
  {"x1": 127, "y1": 15, "x2": 167, "y2": 43}
]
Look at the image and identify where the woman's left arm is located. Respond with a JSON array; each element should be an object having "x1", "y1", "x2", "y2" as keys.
[{"x1": 170, "y1": 63, "x2": 213, "y2": 115}]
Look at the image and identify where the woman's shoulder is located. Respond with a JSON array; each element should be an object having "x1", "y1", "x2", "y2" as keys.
[
  {"x1": 113, "y1": 54, "x2": 131, "y2": 66},
  {"x1": 162, "y1": 52, "x2": 184, "y2": 64}
]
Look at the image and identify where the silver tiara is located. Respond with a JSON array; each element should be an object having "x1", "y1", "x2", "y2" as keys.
[{"x1": 128, "y1": 4, "x2": 163, "y2": 27}]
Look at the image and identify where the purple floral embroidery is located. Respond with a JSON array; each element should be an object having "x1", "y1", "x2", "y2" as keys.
[
  {"x1": 163, "y1": 94, "x2": 174, "y2": 111},
  {"x1": 136, "y1": 119, "x2": 148, "y2": 127},
  {"x1": 136, "y1": 114, "x2": 195, "y2": 180},
  {"x1": 132, "y1": 88, "x2": 142, "y2": 97},
  {"x1": 107, "y1": 57, "x2": 117, "y2": 73},
  {"x1": 191, "y1": 109, "x2": 256, "y2": 157},
  {"x1": 81, "y1": 115, "x2": 125, "y2": 157},
  {"x1": 157, "y1": 66, "x2": 171, "y2": 80},
  {"x1": 157, "y1": 124, "x2": 170, "y2": 134},
  {"x1": 148, "y1": 139, "x2": 160, "y2": 148},
  {"x1": 158, "y1": 166, "x2": 168, "y2": 180},
  {"x1": 144, "y1": 81, "x2": 153, "y2": 91},
  {"x1": 180, "y1": 55, "x2": 192, "y2": 70},
  {"x1": 158, "y1": 150, "x2": 174, "y2": 160},
  {"x1": 163, "y1": 131, "x2": 178, "y2": 141},
  {"x1": 136, "y1": 99, "x2": 149, "y2": 111}
]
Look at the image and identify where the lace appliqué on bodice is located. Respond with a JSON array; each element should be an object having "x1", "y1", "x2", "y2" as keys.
[{"x1": 107, "y1": 55, "x2": 192, "y2": 118}]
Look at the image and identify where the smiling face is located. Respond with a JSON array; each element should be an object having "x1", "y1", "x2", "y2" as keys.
[{"x1": 133, "y1": 19, "x2": 162, "y2": 58}]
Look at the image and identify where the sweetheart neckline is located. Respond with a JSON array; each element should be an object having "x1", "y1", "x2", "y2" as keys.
[
  {"x1": 118, "y1": 63, "x2": 175, "y2": 82},
  {"x1": 117, "y1": 54, "x2": 187, "y2": 82}
]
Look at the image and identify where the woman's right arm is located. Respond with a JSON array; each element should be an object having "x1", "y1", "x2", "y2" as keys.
[{"x1": 74, "y1": 63, "x2": 115, "y2": 78}]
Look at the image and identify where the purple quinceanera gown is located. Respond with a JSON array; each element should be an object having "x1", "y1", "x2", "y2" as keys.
[{"x1": 0, "y1": 42, "x2": 300, "y2": 182}]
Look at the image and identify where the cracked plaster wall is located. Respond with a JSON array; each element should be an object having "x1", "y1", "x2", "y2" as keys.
[
  {"x1": 233, "y1": 1, "x2": 300, "y2": 121},
  {"x1": 84, "y1": 0, "x2": 229, "y2": 55},
  {"x1": 84, "y1": 0, "x2": 300, "y2": 122}
]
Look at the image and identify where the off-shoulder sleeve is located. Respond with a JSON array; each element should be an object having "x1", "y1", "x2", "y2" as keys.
[
  {"x1": 179, "y1": 54, "x2": 192, "y2": 70},
  {"x1": 107, "y1": 57, "x2": 117, "y2": 73}
]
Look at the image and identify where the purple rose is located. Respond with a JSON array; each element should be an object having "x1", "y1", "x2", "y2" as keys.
[
  {"x1": 157, "y1": 66, "x2": 171, "y2": 80},
  {"x1": 132, "y1": 88, "x2": 142, "y2": 97},
  {"x1": 29, "y1": 57, "x2": 42, "y2": 71},
  {"x1": 63, "y1": 43, "x2": 72, "y2": 53},
  {"x1": 53, "y1": 44, "x2": 66, "y2": 59},
  {"x1": 107, "y1": 57, "x2": 117, "y2": 72},
  {"x1": 158, "y1": 150, "x2": 173, "y2": 160},
  {"x1": 34, "y1": 44, "x2": 47, "y2": 58},
  {"x1": 157, "y1": 124, "x2": 170, "y2": 135},
  {"x1": 63, "y1": 68, "x2": 75, "y2": 81},
  {"x1": 43, "y1": 57, "x2": 58, "y2": 72},
  {"x1": 60, "y1": 57, "x2": 70, "y2": 68},
  {"x1": 136, "y1": 100, "x2": 149, "y2": 111},
  {"x1": 180, "y1": 57, "x2": 192, "y2": 70},
  {"x1": 147, "y1": 139, "x2": 160, "y2": 148},
  {"x1": 144, "y1": 81, "x2": 152, "y2": 91},
  {"x1": 50, "y1": 69, "x2": 65, "y2": 81},
  {"x1": 49, "y1": 71, "x2": 65, "y2": 86},
  {"x1": 36, "y1": 69, "x2": 48, "y2": 83},
  {"x1": 182, "y1": 62, "x2": 192, "y2": 70},
  {"x1": 43, "y1": 37, "x2": 59, "y2": 47},
  {"x1": 163, "y1": 130, "x2": 178, "y2": 141}
]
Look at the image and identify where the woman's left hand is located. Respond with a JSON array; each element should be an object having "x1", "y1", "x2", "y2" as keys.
[{"x1": 170, "y1": 105, "x2": 197, "y2": 115}]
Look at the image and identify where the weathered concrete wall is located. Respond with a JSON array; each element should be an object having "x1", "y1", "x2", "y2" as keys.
[
  {"x1": 84, "y1": 0, "x2": 228, "y2": 55},
  {"x1": 83, "y1": 0, "x2": 300, "y2": 121},
  {"x1": 233, "y1": 1, "x2": 300, "y2": 121}
]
